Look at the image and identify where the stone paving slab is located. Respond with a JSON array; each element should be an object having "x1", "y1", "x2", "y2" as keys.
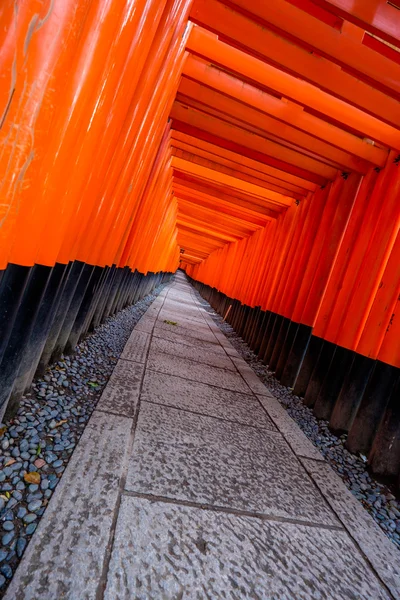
[
  {"x1": 154, "y1": 321, "x2": 217, "y2": 343},
  {"x1": 147, "y1": 349, "x2": 251, "y2": 393},
  {"x1": 152, "y1": 327, "x2": 226, "y2": 353},
  {"x1": 223, "y1": 344, "x2": 242, "y2": 358},
  {"x1": 301, "y1": 457, "x2": 400, "y2": 599},
  {"x1": 158, "y1": 305, "x2": 203, "y2": 319},
  {"x1": 215, "y1": 336, "x2": 242, "y2": 358},
  {"x1": 121, "y1": 329, "x2": 151, "y2": 363},
  {"x1": 141, "y1": 370, "x2": 276, "y2": 430},
  {"x1": 96, "y1": 359, "x2": 144, "y2": 417},
  {"x1": 7, "y1": 274, "x2": 399, "y2": 599},
  {"x1": 150, "y1": 335, "x2": 237, "y2": 371},
  {"x1": 150, "y1": 302, "x2": 164, "y2": 311},
  {"x1": 4, "y1": 412, "x2": 132, "y2": 600},
  {"x1": 231, "y1": 356, "x2": 274, "y2": 397},
  {"x1": 104, "y1": 496, "x2": 390, "y2": 600},
  {"x1": 162, "y1": 299, "x2": 197, "y2": 310},
  {"x1": 165, "y1": 291, "x2": 194, "y2": 300},
  {"x1": 134, "y1": 317, "x2": 156, "y2": 334},
  {"x1": 155, "y1": 315, "x2": 213, "y2": 331},
  {"x1": 158, "y1": 313, "x2": 205, "y2": 327},
  {"x1": 257, "y1": 394, "x2": 325, "y2": 461},
  {"x1": 157, "y1": 316, "x2": 209, "y2": 331},
  {"x1": 126, "y1": 402, "x2": 338, "y2": 525}
]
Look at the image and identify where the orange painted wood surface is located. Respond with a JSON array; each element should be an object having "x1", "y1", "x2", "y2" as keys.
[{"x1": 1, "y1": 0, "x2": 400, "y2": 371}]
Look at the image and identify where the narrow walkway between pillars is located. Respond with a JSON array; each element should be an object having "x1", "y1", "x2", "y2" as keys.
[{"x1": 5, "y1": 272, "x2": 400, "y2": 599}]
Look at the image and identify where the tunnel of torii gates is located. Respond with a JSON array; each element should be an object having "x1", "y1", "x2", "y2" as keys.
[{"x1": 0, "y1": 0, "x2": 400, "y2": 485}]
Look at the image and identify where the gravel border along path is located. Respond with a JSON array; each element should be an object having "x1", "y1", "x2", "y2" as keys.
[
  {"x1": 194, "y1": 292, "x2": 400, "y2": 553},
  {"x1": 0, "y1": 284, "x2": 166, "y2": 594}
]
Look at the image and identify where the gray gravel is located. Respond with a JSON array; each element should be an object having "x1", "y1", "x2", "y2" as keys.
[
  {"x1": 195, "y1": 294, "x2": 400, "y2": 552},
  {"x1": 0, "y1": 284, "x2": 166, "y2": 595}
]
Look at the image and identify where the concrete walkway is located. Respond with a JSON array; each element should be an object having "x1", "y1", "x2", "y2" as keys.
[{"x1": 6, "y1": 273, "x2": 400, "y2": 599}]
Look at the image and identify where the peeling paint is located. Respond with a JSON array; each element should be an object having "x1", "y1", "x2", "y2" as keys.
[
  {"x1": 0, "y1": 56, "x2": 17, "y2": 129},
  {"x1": 36, "y1": 0, "x2": 55, "y2": 30},
  {"x1": 23, "y1": 14, "x2": 39, "y2": 56}
]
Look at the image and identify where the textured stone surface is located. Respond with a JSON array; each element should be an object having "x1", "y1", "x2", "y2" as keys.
[
  {"x1": 150, "y1": 335, "x2": 236, "y2": 371},
  {"x1": 134, "y1": 317, "x2": 155, "y2": 334},
  {"x1": 7, "y1": 274, "x2": 398, "y2": 599},
  {"x1": 203, "y1": 296, "x2": 400, "y2": 553},
  {"x1": 160, "y1": 328, "x2": 225, "y2": 352},
  {"x1": 0, "y1": 286, "x2": 163, "y2": 595},
  {"x1": 126, "y1": 403, "x2": 338, "y2": 525},
  {"x1": 154, "y1": 320, "x2": 217, "y2": 343},
  {"x1": 301, "y1": 458, "x2": 400, "y2": 599},
  {"x1": 231, "y1": 356, "x2": 274, "y2": 397},
  {"x1": 141, "y1": 370, "x2": 276, "y2": 430},
  {"x1": 96, "y1": 359, "x2": 144, "y2": 417},
  {"x1": 258, "y1": 395, "x2": 325, "y2": 461},
  {"x1": 104, "y1": 496, "x2": 390, "y2": 600},
  {"x1": 152, "y1": 326, "x2": 224, "y2": 351},
  {"x1": 4, "y1": 412, "x2": 132, "y2": 600},
  {"x1": 218, "y1": 340, "x2": 241, "y2": 358},
  {"x1": 121, "y1": 329, "x2": 151, "y2": 363},
  {"x1": 147, "y1": 350, "x2": 251, "y2": 393},
  {"x1": 158, "y1": 308, "x2": 204, "y2": 323}
]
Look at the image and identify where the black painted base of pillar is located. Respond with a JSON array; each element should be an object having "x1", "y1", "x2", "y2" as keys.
[
  {"x1": 304, "y1": 340, "x2": 336, "y2": 409},
  {"x1": 263, "y1": 314, "x2": 284, "y2": 366},
  {"x1": 8, "y1": 263, "x2": 69, "y2": 414},
  {"x1": 254, "y1": 310, "x2": 270, "y2": 356},
  {"x1": 0, "y1": 265, "x2": 52, "y2": 415},
  {"x1": 275, "y1": 320, "x2": 299, "y2": 381},
  {"x1": 0, "y1": 264, "x2": 31, "y2": 364},
  {"x1": 0, "y1": 262, "x2": 170, "y2": 419},
  {"x1": 186, "y1": 276, "x2": 400, "y2": 485},
  {"x1": 347, "y1": 361, "x2": 399, "y2": 456},
  {"x1": 292, "y1": 333, "x2": 323, "y2": 396},
  {"x1": 258, "y1": 312, "x2": 273, "y2": 362},
  {"x1": 369, "y1": 374, "x2": 400, "y2": 478},
  {"x1": 330, "y1": 353, "x2": 375, "y2": 433},
  {"x1": 269, "y1": 316, "x2": 291, "y2": 373},
  {"x1": 313, "y1": 346, "x2": 354, "y2": 421}
]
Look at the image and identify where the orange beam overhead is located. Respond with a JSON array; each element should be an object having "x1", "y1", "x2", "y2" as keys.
[
  {"x1": 181, "y1": 57, "x2": 388, "y2": 167},
  {"x1": 171, "y1": 111, "x2": 335, "y2": 184},
  {"x1": 186, "y1": 25, "x2": 400, "y2": 148},
  {"x1": 175, "y1": 97, "x2": 351, "y2": 172},
  {"x1": 174, "y1": 188, "x2": 271, "y2": 226},
  {"x1": 179, "y1": 248, "x2": 210, "y2": 259},
  {"x1": 172, "y1": 147, "x2": 304, "y2": 199},
  {"x1": 171, "y1": 130, "x2": 318, "y2": 191},
  {"x1": 176, "y1": 88, "x2": 377, "y2": 174},
  {"x1": 173, "y1": 172, "x2": 285, "y2": 216},
  {"x1": 178, "y1": 230, "x2": 226, "y2": 250},
  {"x1": 308, "y1": 0, "x2": 400, "y2": 46},
  {"x1": 172, "y1": 156, "x2": 294, "y2": 207},
  {"x1": 171, "y1": 104, "x2": 338, "y2": 180},
  {"x1": 177, "y1": 211, "x2": 260, "y2": 239},
  {"x1": 173, "y1": 179, "x2": 281, "y2": 218},
  {"x1": 177, "y1": 193, "x2": 263, "y2": 227},
  {"x1": 177, "y1": 196, "x2": 266, "y2": 230},
  {"x1": 177, "y1": 234, "x2": 225, "y2": 254},
  {"x1": 193, "y1": 0, "x2": 400, "y2": 97},
  {"x1": 177, "y1": 210, "x2": 260, "y2": 242},
  {"x1": 189, "y1": 2, "x2": 400, "y2": 127},
  {"x1": 176, "y1": 217, "x2": 243, "y2": 242}
]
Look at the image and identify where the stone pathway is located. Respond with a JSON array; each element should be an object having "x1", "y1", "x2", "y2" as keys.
[{"x1": 5, "y1": 273, "x2": 400, "y2": 599}]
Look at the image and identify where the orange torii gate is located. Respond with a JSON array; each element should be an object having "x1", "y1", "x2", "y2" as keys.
[{"x1": 0, "y1": 0, "x2": 400, "y2": 485}]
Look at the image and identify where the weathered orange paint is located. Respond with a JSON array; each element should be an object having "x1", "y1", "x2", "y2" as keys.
[
  {"x1": 2, "y1": 0, "x2": 400, "y2": 378},
  {"x1": 182, "y1": 57, "x2": 388, "y2": 168},
  {"x1": 221, "y1": 0, "x2": 400, "y2": 96},
  {"x1": 186, "y1": 25, "x2": 400, "y2": 147}
]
